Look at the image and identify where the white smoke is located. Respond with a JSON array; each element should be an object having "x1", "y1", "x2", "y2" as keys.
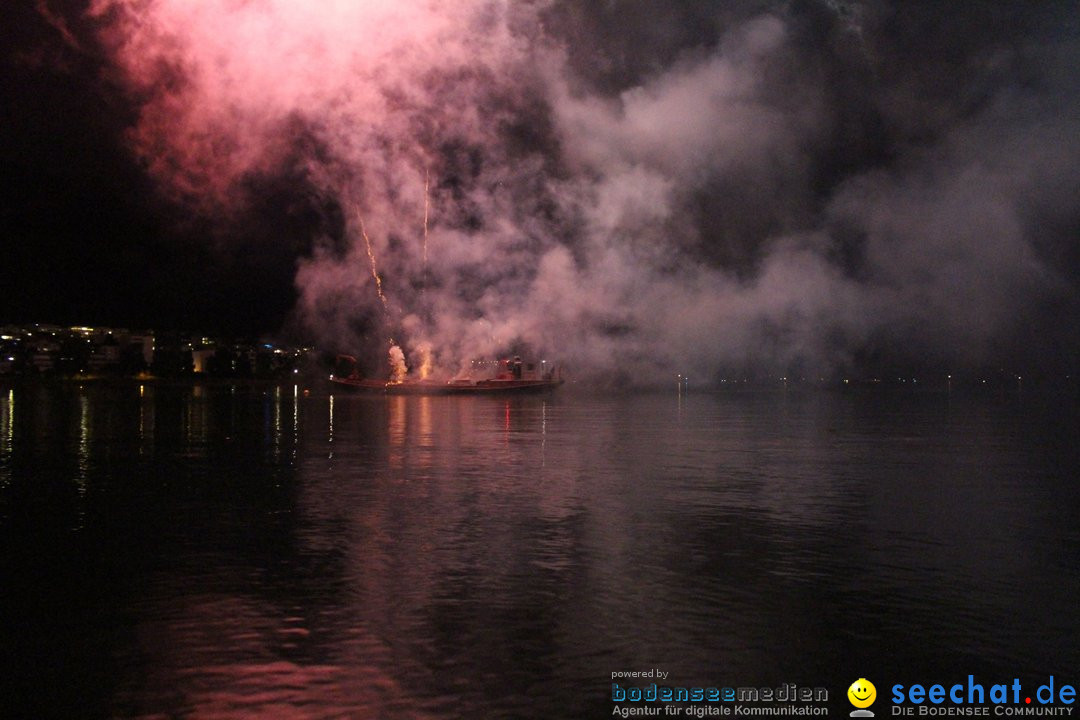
[
  {"x1": 83, "y1": 0, "x2": 1080, "y2": 383},
  {"x1": 388, "y1": 343, "x2": 408, "y2": 384}
]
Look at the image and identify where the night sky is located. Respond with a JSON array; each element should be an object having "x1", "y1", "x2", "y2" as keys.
[
  {"x1": 2, "y1": 1, "x2": 1078, "y2": 378},
  {"x1": 1, "y1": 1, "x2": 309, "y2": 335}
]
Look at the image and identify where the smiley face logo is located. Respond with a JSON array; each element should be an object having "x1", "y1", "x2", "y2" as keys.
[{"x1": 848, "y1": 678, "x2": 877, "y2": 709}]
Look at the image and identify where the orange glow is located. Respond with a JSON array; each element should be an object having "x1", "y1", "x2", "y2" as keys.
[
  {"x1": 388, "y1": 343, "x2": 408, "y2": 384},
  {"x1": 416, "y1": 342, "x2": 433, "y2": 380}
]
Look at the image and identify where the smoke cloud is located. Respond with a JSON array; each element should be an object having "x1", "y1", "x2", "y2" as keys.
[{"x1": 79, "y1": 0, "x2": 1079, "y2": 382}]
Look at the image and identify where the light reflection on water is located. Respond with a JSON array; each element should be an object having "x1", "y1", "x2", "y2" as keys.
[
  {"x1": 0, "y1": 388, "x2": 12, "y2": 490},
  {"x1": 0, "y1": 383, "x2": 1078, "y2": 718}
]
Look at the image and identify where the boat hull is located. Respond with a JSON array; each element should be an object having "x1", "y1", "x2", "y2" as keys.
[
  {"x1": 445, "y1": 379, "x2": 563, "y2": 394},
  {"x1": 329, "y1": 378, "x2": 451, "y2": 395}
]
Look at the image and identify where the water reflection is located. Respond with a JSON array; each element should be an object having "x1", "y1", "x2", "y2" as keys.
[
  {"x1": 541, "y1": 400, "x2": 547, "y2": 467},
  {"x1": 183, "y1": 385, "x2": 210, "y2": 450},
  {"x1": 0, "y1": 388, "x2": 12, "y2": 489},
  {"x1": 328, "y1": 394, "x2": 335, "y2": 458},
  {"x1": 1, "y1": 386, "x2": 1077, "y2": 718},
  {"x1": 271, "y1": 386, "x2": 282, "y2": 462},
  {"x1": 74, "y1": 390, "x2": 90, "y2": 529},
  {"x1": 417, "y1": 394, "x2": 433, "y2": 449},
  {"x1": 388, "y1": 395, "x2": 407, "y2": 471},
  {"x1": 138, "y1": 384, "x2": 155, "y2": 456},
  {"x1": 292, "y1": 384, "x2": 299, "y2": 464}
]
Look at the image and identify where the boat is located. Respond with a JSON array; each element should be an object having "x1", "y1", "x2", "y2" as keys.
[
  {"x1": 329, "y1": 355, "x2": 562, "y2": 395},
  {"x1": 445, "y1": 357, "x2": 562, "y2": 393}
]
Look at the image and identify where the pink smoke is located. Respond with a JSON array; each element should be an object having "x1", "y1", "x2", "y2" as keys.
[
  {"x1": 83, "y1": 0, "x2": 1062, "y2": 383},
  {"x1": 88, "y1": 0, "x2": 490, "y2": 207}
]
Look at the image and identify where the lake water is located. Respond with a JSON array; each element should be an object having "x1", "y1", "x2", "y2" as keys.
[{"x1": 1, "y1": 381, "x2": 1078, "y2": 718}]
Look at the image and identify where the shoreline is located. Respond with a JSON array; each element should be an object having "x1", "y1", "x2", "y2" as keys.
[{"x1": 0, "y1": 373, "x2": 322, "y2": 388}]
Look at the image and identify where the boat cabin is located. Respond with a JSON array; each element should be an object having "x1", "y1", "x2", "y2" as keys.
[{"x1": 494, "y1": 356, "x2": 556, "y2": 381}]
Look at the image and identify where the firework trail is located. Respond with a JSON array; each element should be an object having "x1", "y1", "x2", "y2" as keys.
[
  {"x1": 423, "y1": 167, "x2": 430, "y2": 269},
  {"x1": 355, "y1": 208, "x2": 389, "y2": 316}
]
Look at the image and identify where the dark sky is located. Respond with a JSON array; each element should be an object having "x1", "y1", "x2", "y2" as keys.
[
  {"x1": 1, "y1": 1, "x2": 1078, "y2": 375},
  {"x1": 0, "y1": 1, "x2": 306, "y2": 336}
]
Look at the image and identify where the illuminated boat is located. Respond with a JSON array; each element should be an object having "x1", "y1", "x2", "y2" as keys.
[
  {"x1": 329, "y1": 355, "x2": 562, "y2": 394},
  {"x1": 445, "y1": 356, "x2": 562, "y2": 394}
]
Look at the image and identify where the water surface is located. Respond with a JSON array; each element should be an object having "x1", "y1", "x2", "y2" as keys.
[{"x1": 1, "y1": 382, "x2": 1077, "y2": 718}]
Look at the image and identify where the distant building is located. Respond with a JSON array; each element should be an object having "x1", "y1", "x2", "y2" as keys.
[
  {"x1": 0, "y1": 323, "x2": 313, "y2": 378},
  {"x1": 31, "y1": 341, "x2": 59, "y2": 372},
  {"x1": 125, "y1": 333, "x2": 155, "y2": 367},
  {"x1": 88, "y1": 335, "x2": 121, "y2": 371}
]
